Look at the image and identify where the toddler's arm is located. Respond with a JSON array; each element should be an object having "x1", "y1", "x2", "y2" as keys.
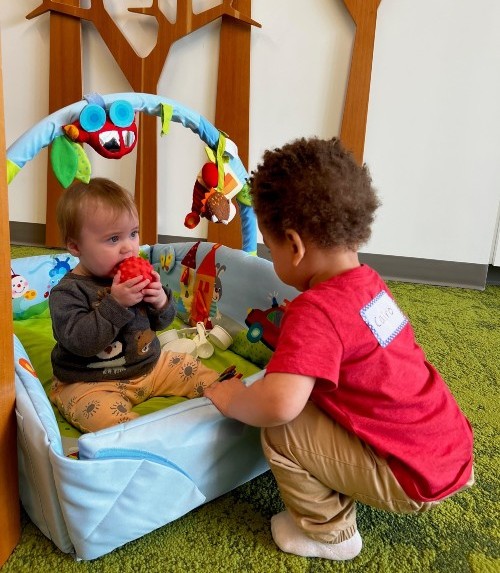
[{"x1": 205, "y1": 372, "x2": 315, "y2": 427}]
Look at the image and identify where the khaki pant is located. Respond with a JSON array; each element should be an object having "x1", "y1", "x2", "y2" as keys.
[
  {"x1": 50, "y1": 350, "x2": 219, "y2": 433},
  {"x1": 261, "y1": 401, "x2": 474, "y2": 544}
]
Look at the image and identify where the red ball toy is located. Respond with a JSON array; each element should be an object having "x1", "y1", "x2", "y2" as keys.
[{"x1": 114, "y1": 256, "x2": 154, "y2": 283}]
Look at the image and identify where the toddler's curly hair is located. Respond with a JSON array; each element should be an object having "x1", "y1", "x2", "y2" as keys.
[{"x1": 250, "y1": 137, "x2": 380, "y2": 250}]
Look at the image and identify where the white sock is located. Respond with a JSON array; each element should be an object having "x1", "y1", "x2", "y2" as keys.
[{"x1": 270, "y1": 510, "x2": 362, "y2": 561}]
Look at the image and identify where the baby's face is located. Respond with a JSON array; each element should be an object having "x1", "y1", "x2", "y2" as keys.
[{"x1": 72, "y1": 205, "x2": 140, "y2": 278}]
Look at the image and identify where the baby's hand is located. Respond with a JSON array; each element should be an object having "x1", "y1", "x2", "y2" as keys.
[
  {"x1": 111, "y1": 271, "x2": 150, "y2": 308},
  {"x1": 141, "y1": 270, "x2": 167, "y2": 310}
]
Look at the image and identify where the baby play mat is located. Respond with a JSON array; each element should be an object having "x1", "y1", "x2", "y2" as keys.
[
  {"x1": 12, "y1": 241, "x2": 298, "y2": 560},
  {"x1": 7, "y1": 92, "x2": 299, "y2": 559}
]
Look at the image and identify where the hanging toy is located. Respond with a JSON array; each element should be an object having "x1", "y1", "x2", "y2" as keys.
[
  {"x1": 184, "y1": 147, "x2": 243, "y2": 229},
  {"x1": 63, "y1": 93, "x2": 137, "y2": 160},
  {"x1": 49, "y1": 93, "x2": 139, "y2": 189},
  {"x1": 185, "y1": 161, "x2": 234, "y2": 229},
  {"x1": 184, "y1": 162, "x2": 218, "y2": 229},
  {"x1": 6, "y1": 92, "x2": 258, "y2": 254}
]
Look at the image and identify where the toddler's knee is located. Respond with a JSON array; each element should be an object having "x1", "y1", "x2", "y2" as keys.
[{"x1": 261, "y1": 424, "x2": 288, "y2": 453}]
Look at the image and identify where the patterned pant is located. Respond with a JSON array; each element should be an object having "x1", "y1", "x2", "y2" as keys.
[{"x1": 50, "y1": 350, "x2": 220, "y2": 433}]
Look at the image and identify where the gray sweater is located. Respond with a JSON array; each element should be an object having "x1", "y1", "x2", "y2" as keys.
[{"x1": 49, "y1": 272, "x2": 176, "y2": 382}]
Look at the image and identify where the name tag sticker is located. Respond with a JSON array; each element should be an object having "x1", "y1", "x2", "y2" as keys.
[{"x1": 360, "y1": 291, "x2": 408, "y2": 348}]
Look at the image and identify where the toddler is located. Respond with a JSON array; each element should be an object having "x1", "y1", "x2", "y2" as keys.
[{"x1": 205, "y1": 137, "x2": 474, "y2": 561}]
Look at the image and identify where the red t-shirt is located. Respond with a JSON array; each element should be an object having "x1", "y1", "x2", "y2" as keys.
[{"x1": 266, "y1": 265, "x2": 473, "y2": 502}]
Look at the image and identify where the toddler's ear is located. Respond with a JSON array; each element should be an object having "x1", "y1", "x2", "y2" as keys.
[{"x1": 285, "y1": 229, "x2": 305, "y2": 266}]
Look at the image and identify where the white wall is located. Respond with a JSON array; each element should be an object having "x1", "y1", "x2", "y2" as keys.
[
  {"x1": 364, "y1": 0, "x2": 500, "y2": 265},
  {"x1": 2, "y1": 0, "x2": 500, "y2": 265}
]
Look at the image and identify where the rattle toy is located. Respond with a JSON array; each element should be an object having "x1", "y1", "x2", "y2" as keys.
[{"x1": 114, "y1": 257, "x2": 154, "y2": 283}]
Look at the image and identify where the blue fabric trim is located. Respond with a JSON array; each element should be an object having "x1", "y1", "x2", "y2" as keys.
[{"x1": 92, "y1": 448, "x2": 194, "y2": 480}]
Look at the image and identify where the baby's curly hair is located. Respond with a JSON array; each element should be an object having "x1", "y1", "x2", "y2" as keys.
[{"x1": 250, "y1": 137, "x2": 380, "y2": 250}]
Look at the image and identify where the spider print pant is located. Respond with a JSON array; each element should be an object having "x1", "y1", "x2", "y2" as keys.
[{"x1": 50, "y1": 350, "x2": 220, "y2": 434}]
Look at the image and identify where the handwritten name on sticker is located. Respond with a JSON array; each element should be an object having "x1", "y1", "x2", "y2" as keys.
[{"x1": 360, "y1": 290, "x2": 408, "y2": 348}]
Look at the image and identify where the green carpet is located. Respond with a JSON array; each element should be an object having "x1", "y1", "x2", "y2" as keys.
[{"x1": 5, "y1": 246, "x2": 500, "y2": 572}]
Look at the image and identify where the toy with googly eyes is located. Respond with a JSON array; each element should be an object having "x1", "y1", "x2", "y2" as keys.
[
  {"x1": 63, "y1": 93, "x2": 137, "y2": 159},
  {"x1": 49, "y1": 93, "x2": 138, "y2": 188}
]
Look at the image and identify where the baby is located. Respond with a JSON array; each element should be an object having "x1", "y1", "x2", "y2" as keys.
[{"x1": 49, "y1": 177, "x2": 220, "y2": 433}]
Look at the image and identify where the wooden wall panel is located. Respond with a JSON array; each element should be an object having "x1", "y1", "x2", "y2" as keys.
[
  {"x1": 0, "y1": 40, "x2": 21, "y2": 566},
  {"x1": 209, "y1": 0, "x2": 252, "y2": 249},
  {"x1": 45, "y1": 2, "x2": 83, "y2": 247}
]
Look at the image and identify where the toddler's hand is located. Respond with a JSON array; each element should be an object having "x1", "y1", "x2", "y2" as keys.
[
  {"x1": 111, "y1": 271, "x2": 150, "y2": 307},
  {"x1": 204, "y1": 376, "x2": 246, "y2": 418},
  {"x1": 141, "y1": 270, "x2": 167, "y2": 310}
]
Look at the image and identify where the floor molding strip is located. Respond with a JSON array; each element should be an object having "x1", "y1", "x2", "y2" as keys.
[{"x1": 10, "y1": 222, "x2": 492, "y2": 289}]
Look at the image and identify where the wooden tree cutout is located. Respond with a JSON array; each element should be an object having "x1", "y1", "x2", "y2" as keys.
[
  {"x1": 210, "y1": 0, "x2": 253, "y2": 249},
  {"x1": 340, "y1": 0, "x2": 382, "y2": 164},
  {"x1": 26, "y1": 0, "x2": 381, "y2": 247},
  {"x1": 27, "y1": 1, "x2": 261, "y2": 246},
  {"x1": 44, "y1": 0, "x2": 82, "y2": 247}
]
